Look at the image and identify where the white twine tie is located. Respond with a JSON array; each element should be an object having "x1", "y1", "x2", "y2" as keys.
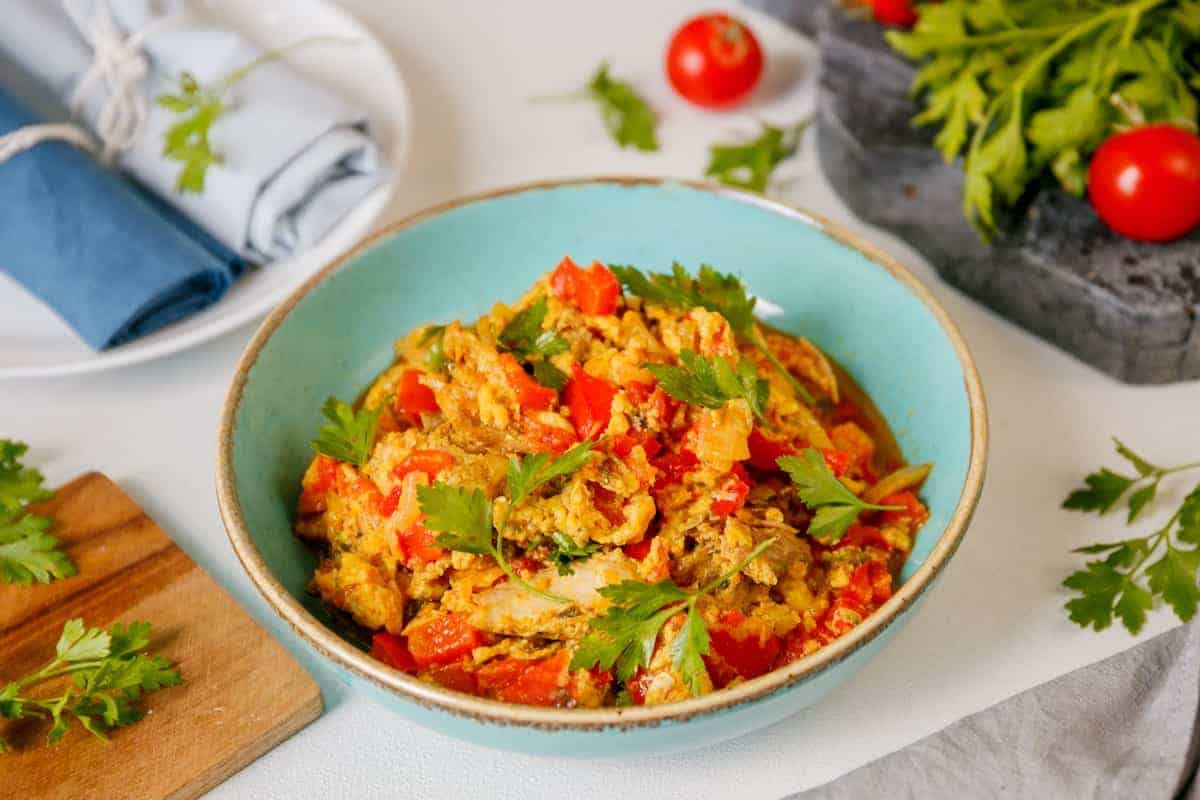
[{"x1": 0, "y1": 0, "x2": 174, "y2": 164}]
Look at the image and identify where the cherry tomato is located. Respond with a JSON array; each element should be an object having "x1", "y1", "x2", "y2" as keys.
[
  {"x1": 666, "y1": 13, "x2": 763, "y2": 109},
  {"x1": 871, "y1": 0, "x2": 918, "y2": 27},
  {"x1": 1088, "y1": 124, "x2": 1200, "y2": 243}
]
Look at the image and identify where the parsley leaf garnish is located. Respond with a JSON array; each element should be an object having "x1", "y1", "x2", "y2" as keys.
[
  {"x1": 421, "y1": 441, "x2": 598, "y2": 602},
  {"x1": 586, "y1": 64, "x2": 659, "y2": 151},
  {"x1": 643, "y1": 350, "x2": 769, "y2": 422},
  {"x1": 705, "y1": 121, "x2": 809, "y2": 194},
  {"x1": 311, "y1": 397, "x2": 381, "y2": 468},
  {"x1": 498, "y1": 297, "x2": 570, "y2": 389},
  {"x1": 158, "y1": 37, "x2": 345, "y2": 193},
  {"x1": 1063, "y1": 438, "x2": 1200, "y2": 634},
  {"x1": 611, "y1": 263, "x2": 816, "y2": 405},
  {"x1": 888, "y1": 1, "x2": 1200, "y2": 237},
  {"x1": 546, "y1": 532, "x2": 602, "y2": 576},
  {"x1": 778, "y1": 449, "x2": 903, "y2": 543},
  {"x1": 570, "y1": 538, "x2": 776, "y2": 695},
  {"x1": 0, "y1": 440, "x2": 75, "y2": 586},
  {"x1": 0, "y1": 618, "x2": 182, "y2": 751}
]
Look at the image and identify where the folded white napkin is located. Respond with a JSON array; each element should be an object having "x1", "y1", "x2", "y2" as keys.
[{"x1": 0, "y1": 0, "x2": 389, "y2": 261}]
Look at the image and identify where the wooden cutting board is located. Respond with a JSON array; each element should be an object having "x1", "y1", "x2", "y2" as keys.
[{"x1": 0, "y1": 473, "x2": 322, "y2": 800}]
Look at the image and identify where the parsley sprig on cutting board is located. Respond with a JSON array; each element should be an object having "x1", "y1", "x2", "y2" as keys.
[
  {"x1": 570, "y1": 538, "x2": 776, "y2": 695},
  {"x1": 1063, "y1": 438, "x2": 1200, "y2": 634},
  {"x1": 0, "y1": 619, "x2": 182, "y2": 752},
  {"x1": 0, "y1": 440, "x2": 75, "y2": 585},
  {"x1": 888, "y1": 0, "x2": 1200, "y2": 235}
]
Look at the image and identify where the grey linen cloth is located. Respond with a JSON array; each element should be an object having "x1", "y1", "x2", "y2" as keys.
[
  {"x1": 788, "y1": 622, "x2": 1200, "y2": 800},
  {"x1": 0, "y1": 0, "x2": 389, "y2": 262}
]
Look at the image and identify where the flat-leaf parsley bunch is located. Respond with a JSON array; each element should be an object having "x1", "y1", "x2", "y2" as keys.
[
  {"x1": 888, "y1": 0, "x2": 1200, "y2": 235},
  {"x1": 0, "y1": 440, "x2": 75, "y2": 585}
]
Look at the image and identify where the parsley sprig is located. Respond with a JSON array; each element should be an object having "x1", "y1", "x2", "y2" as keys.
[
  {"x1": 585, "y1": 64, "x2": 659, "y2": 151},
  {"x1": 570, "y1": 538, "x2": 777, "y2": 695},
  {"x1": 498, "y1": 297, "x2": 570, "y2": 390},
  {"x1": 543, "y1": 532, "x2": 602, "y2": 576},
  {"x1": 644, "y1": 350, "x2": 769, "y2": 422},
  {"x1": 888, "y1": 1, "x2": 1200, "y2": 236},
  {"x1": 0, "y1": 440, "x2": 75, "y2": 586},
  {"x1": 158, "y1": 36, "x2": 350, "y2": 193},
  {"x1": 705, "y1": 120, "x2": 810, "y2": 194},
  {"x1": 1063, "y1": 438, "x2": 1200, "y2": 634},
  {"x1": 778, "y1": 449, "x2": 903, "y2": 542},
  {"x1": 0, "y1": 619, "x2": 182, "y2": 752},
  {"x1": 419, "y1": 441, "x2": 598, "y2": 602},
  {"x1": 311, "y1": 398, "x2": 381, "y2": 468},
  {"x1": 611, "y1": 263, "x2": 816, "y2": 405}
]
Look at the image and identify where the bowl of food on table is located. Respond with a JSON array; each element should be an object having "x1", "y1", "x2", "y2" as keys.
[{"x1": 216, "y1": 177, "x2": 987, "y2": 756}]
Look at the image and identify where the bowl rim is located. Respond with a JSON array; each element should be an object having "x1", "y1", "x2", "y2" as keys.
[{"x1": 216, "y1": 176, "x2": 988, "y2": 731}]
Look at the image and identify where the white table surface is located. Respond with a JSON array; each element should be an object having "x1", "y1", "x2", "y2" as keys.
[{"x1": 5, "y1": 1, "x2": 1199, "y2": 797}]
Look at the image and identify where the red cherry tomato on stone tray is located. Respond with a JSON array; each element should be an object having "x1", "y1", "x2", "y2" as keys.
[
  {"x1": 871, "y1": 0, "x2": 918, "y2": 28},
  {"x1": 1088, "y1": 124, "x2": 1200, "y2": 243},
  {"x1": 666, "y1": 13, "x2": 763, "y2": 109}
]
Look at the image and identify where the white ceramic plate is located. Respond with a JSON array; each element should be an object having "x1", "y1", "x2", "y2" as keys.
[{"x1": 0, "y1": 0, "x2": 410, "y2": 379}]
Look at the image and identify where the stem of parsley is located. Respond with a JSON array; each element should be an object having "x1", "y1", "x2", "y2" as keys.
[{"x1": 697, "y1": 537, "x2": 778, "y2": 596}]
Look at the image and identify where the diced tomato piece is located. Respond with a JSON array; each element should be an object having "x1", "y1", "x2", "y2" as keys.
[
  {"x1": 878, "y1": 491, "x2": 927, "y2": 527},
  {"x1": 711, "y1": 470, "x2": 750, "y2": 517},
  {"x1": 704, "y1": 614, "x2": 781, "y2": 688},
  {"x1": 590, "y1": 483, "x2": 626, "y2": 527},
  {"x1": 397, "y1": 519, "x2": 444, "y2": 564},
  {"x1": 522, "y1": 417, "x2": 579, "y2": 454},
  {"x1": 746, "y1": 428, "x2": 794, "y2": 471},
  {"x1": 823, "y1": 597, "x2": 867, "y2": 638},
  {"x1": 407, "y1": 613, "x2": 481, "y2": 668},
  {"x1": 377, "y1": 486, "x2": 403, "y2": 517},
  {"x1": 298, "y1": 455, "x2": 340, "y2": 514},
  {"x1": 550, "y1": 257, "x2": 621, "y2": 315},
  {"x1": 476, "y1": 657, "x2": 532, "y2": 692},
  {"x1": 623, "y1": 537, "x2": 654, "y2": 561},
  {"x1": 500, "y1": 353, "x2": 558, "y2": 411},
  {"x1": 820, "y1": 449, "x2": 853, "y2": 477},
  {"x1": 608, "y1": 430, "x2": 662, "y2": 459},
  {"x1": 868, "y1": 561, "x2": 894, "y2": 602},
  {"x1": 839, "y1": 523, "x2": 891, "y2": 551},
  {"x1": 843, "y1": 563, "x2": 876, "y2": 607},
  {"x1": 496, "y1": 650, "x2": 570, "y2": 706},
  {"x1": 395, "y1": 369, "x2": 440, "y2": 422},
  {"x1": 370, "y1": 632, "x2": 418, "y2": 673},
  {"x1": 428, "y1": 662, "x2": 478, "y2": 694},
  {"x1": 651, "y1": 448, "x2": 700, "y2": 491},
  {"x1": 775, "y1": 626, "x2": 810, "y2": 668},
  {"x1": 564, "y1": 365, "x2": 617, "y2": 440},
  {"x1": 393, "y1": 450, "x2": 455, "y2": 482}
]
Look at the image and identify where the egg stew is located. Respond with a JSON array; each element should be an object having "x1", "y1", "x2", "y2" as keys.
[{"x1": 293, "y1": 258, "x2": 932, "y2": 708}]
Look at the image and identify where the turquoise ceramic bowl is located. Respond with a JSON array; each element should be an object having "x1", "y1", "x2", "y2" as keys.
[{"x1": 217, "y1": 178, "x2": 987, "y2": 757}]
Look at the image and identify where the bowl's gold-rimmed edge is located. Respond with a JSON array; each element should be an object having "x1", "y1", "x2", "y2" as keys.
[{"x1": 216, "y1": 176, "x2": 988, "y2": 731}]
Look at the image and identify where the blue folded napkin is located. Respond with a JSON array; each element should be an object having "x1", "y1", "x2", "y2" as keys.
[{"x1": 0, "y1": 85, "x2": 244, "y2": 349}]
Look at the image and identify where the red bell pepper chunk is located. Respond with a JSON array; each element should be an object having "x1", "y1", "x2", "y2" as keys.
[
  {"x1": 370, "y1": 632, "x2": 418, "y2": 673},
  {"x1": 397, "y1": 519, "x2": 444, "y2": 565},
  {"x1": 711, "y1": 469, "x2": 750, "y2": 517},
  {"x1": 608, "y1": 430, "x2": 662, "y2": 459},
  {"x1": 521, "y1": 417, "x2": 579, "y2": 454},
  {"x1": 565, "y1": 364, "x2": 617, "y2": 440},
  {"x1": 298, "y1": 454, "x2": 340, "y2": 514},
  {"x1": 393, "y1": 449, "x2": 455, "y2": 482},
  {"x1": 746, "y1": 428, "x2": 794, "y2": 471},
  {"x1": 500, "y1": 353, "x2": 558, "y2": 411},
  {"x1": 623, "y1": 537, "x2": 654, "y2": 561},
  {"x1": 407, "y1": 613, "x2": 481, "y2": 668},
  {"x1": 775, "y1": 626, "x2": 810, "y2": 668},
  {"x1": 395, "y1": 369, "x2": 440, "y2": 422},
  {"x1": 477, "y1": 651, "x2": 569, "y2": 707},
  {"x1": 843, "y1": 563, "x2": 876, "y2": 607},
  {"x1": 704, "y1": 613, "x2": 781, "y2": 688},
  {"x1": 550, "y1": 257, "x2": 621, "y2": 315},
  {"x1": 427, "y1": 663, "x2": 479, "y2": 694},
  {"x1": 651, "y1": 449, "x2": 700, "y2": 491},
  {"x1": 839, "y1": 523, "x2": 891, "y2": 551},
  {"x1": 377, "y1": 486, "x2": 403, "y2": 517}
]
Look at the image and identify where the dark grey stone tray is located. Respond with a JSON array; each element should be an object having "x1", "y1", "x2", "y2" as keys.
[{"x1": 752, "y1": 0, "x2": 1200, "y2": 384}]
